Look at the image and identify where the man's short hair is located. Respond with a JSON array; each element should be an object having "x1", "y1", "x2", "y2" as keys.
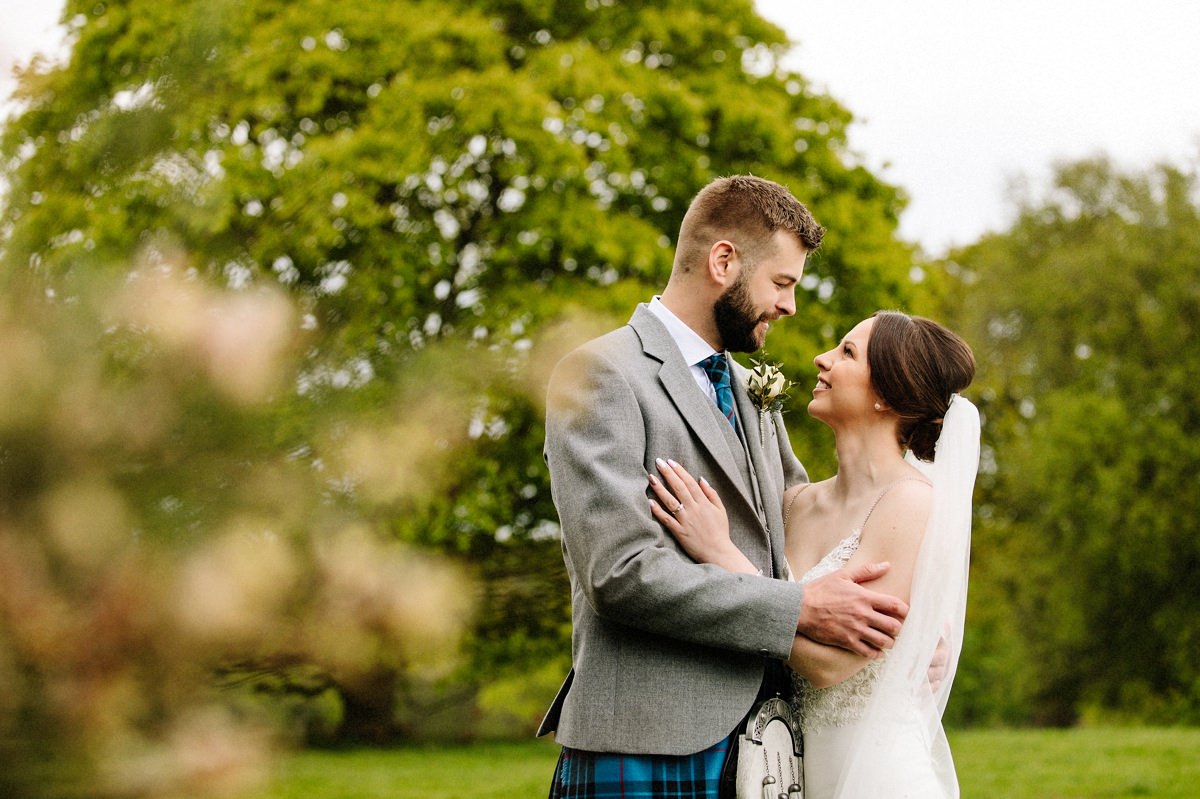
[{"x1": 674, "y1": 175, "x2": 824, "y2": 273}]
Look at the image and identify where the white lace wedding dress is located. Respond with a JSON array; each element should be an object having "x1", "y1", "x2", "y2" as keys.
[{"x1": 791, "y1": 529, "x2": 951, "y2": 799}]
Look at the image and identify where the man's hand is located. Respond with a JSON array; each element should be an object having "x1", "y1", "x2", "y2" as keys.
[{"x1": 796, "y1": 562, "x2": 908, "y2": 658}]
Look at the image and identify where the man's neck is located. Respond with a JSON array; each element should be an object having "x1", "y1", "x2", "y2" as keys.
[{"x1": 658, "y1": 288, "x2": 721, "y2": 351}]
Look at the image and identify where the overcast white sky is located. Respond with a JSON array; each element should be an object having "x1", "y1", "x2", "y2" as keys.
[
  {"x1": 758, "y1": 0, "x2": 1200, "y2": 252},
  {"x1": 4, "y1": 1, "x2": 1200, "y2": 254}
]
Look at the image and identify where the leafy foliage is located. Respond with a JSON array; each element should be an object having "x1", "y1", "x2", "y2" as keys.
[
  {"x1": 935, "y1": 157, "x2": 1200, "y2": 725},
  {"x1": 3, "y1": 0, "x2": 910, "y2": 362}
]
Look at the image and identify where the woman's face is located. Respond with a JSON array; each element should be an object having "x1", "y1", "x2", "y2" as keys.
[{"x1": 808, "y1": 317, "x2": 880, "y2": 423}]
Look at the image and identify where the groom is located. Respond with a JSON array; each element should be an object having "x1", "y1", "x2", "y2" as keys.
[{"x1": 539, "y1": 175, "x2": 907, "y2": 796}]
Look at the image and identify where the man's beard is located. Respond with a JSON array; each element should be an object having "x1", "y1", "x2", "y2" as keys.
[{"x1": 714, "y1": 274, "x2": 767, "y2": 353}]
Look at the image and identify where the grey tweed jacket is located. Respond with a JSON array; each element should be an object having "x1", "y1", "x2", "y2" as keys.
[{"x1": 538, "y1": 304, "x2": 808, "y2": 755}]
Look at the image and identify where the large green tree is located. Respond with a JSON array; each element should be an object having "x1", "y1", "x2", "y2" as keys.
[
  {"x1": 2, "y1": 0, "x2": 917, "y2": 736},
  {"x1": 937, "y1": 157, "x2": 1200, "y2": 725}
]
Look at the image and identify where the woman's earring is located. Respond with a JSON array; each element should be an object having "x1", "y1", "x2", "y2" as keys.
[{"x1": 874, "y1": 403, "x2": 882, "y2": 411}]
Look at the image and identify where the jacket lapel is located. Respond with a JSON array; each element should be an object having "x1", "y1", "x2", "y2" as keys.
[
  {"x1": 731, "y1": 359, "x2": 789, "y2": 574},
  {"x1": 629, "y1": 307, "x2": 757, "y2": 513}
]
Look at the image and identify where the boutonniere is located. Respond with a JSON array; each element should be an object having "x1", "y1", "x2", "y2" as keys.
[{"x1": 746, "y1": 357, "x2": 794, "y2": 445}]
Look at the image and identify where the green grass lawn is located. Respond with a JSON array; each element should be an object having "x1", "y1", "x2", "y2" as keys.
[
  {"x1": 949, "y1": 727, "x2": 1200, "y2": 798},
  {"x1": 262, "y1": 727, "x2": 1200, "y2": 798}
]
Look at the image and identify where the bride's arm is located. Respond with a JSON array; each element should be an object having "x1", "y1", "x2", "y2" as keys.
[
  {"x1": 647, "y1": 458, "x2": 759, "y2": 574},
  {"x1": 789, "y1": 482, "x2": 931, "y2": 688}
]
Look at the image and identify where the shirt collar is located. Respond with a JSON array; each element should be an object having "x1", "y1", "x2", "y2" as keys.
[{"x1": 648, "y1": 296, "x2": 719, "y2": 367}]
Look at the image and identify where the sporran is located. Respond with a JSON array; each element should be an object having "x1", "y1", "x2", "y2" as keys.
[{"x1": 725, "y1": 696, "x2": 803, "y2": 799}]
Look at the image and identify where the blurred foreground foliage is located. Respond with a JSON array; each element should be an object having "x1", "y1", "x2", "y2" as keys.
[{"x1": 0, "y1": 268, "x2": 476, "y2": 798}]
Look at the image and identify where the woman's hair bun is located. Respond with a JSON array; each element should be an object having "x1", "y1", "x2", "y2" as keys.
[{"x1": 867, "y1": 312, "x2": 974, "y2": 462}]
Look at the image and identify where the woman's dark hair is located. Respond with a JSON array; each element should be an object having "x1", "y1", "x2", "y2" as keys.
[{"x1": 867, "y1": 311, "x2": 976, "y2": 461}]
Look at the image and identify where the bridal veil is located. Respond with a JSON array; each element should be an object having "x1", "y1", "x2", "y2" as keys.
[{"x1": 830, "y1": 395, "x2": 981, "y2": 798}]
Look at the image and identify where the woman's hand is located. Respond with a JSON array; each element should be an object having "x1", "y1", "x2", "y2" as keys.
[{"x1": 648, "y1": 458, "x2": 758, "y2": 574}]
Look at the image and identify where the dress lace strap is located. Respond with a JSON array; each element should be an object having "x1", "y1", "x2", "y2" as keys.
[
  {"x1": 856, "y1": 476, "x2": 931, "y2": 532},
  {"x1": 782, "y1": 483, "x2": 811, "y2": 528}
]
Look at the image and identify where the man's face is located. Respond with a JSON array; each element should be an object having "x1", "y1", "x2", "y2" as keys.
[{"x1": 713, "y1": 230, "x2": 807, "y2": 353}]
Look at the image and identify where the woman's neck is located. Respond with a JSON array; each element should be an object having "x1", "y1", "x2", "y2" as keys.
[{"x1": 830, "y1": 423, "x2": 910, "y2": 500}]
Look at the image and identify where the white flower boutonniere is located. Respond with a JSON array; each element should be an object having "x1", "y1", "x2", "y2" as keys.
[{"x1": 746, "y1": 357, "x2": 794, "y2": 445}]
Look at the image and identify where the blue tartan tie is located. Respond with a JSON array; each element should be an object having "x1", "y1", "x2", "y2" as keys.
[{"x1": 700, "y1": 353, "x2": 737, "y2": 429}]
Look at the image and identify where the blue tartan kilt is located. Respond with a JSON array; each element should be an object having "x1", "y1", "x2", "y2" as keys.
[{"x1": 547, "y1": 732, "x2": 734, "y2": 799}]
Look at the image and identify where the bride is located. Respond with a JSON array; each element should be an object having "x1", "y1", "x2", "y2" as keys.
[{"x1": 648, "y1": 310, "x2": 979, "y2": 798}]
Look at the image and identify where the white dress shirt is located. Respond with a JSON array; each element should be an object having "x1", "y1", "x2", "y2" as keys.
[{"x1": 647, "y1": 296, "x2": 721, "y2": 405}]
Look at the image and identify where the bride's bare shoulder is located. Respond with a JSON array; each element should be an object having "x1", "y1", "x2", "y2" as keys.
[
  {"x1": 783, "y1": 478, "x2": 833, "y2": 519},
  {"x1": 784, "y1": 478, "x2": 833, "y2": 500}
]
